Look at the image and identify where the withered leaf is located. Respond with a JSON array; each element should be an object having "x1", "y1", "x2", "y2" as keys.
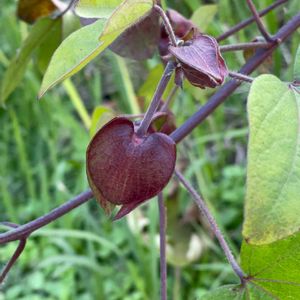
[
  {"x1": 169, "y1": 33, "x2": 228, "y2": 88},
  {"x1": 17, "y1": 0, "x2": 58, "y2": 24}
]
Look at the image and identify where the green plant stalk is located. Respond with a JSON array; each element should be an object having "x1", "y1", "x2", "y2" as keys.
[
  {"x1": 110, "y1": 54, "x2": 141, "y2": 115},
  {"x1": 63, "y1": 79, "x2": 92, "y2": 130}
]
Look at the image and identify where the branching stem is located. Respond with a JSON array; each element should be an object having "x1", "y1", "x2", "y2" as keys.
[
  {"x1": 220, "y1": 41, "x2": 270, "y2": 52},
  {"x1": 0, "y1": 190, "x2": 93, "y2": 244},
  {"x1": 174, "y1": 170, "x2": 246, "y2": 284},
  {"x1": 136, "y1": 61, "x2": 175, "y2": 137},
  {"x1": 246, "y1": 0, "x2": 275, "y2": 42},
  {"x1": 217, "y1": 0, "x2": 287, "y2": 42},
  {"x1": 154, "y1": 4, "x2": 177, "y2": 47},
  {"x1": 228, "y1": 71, "x2": 254, "y2": 83}
]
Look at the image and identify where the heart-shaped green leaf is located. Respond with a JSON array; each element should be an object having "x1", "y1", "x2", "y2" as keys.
[
  {"x1": 201, "y1": 284, "x2": 274, "y2": 299},
  {"x1": 294, "y1": 44, "x2": 300, "y2": 81},
  {"x1": 75, "y1": 0, "x2": 122, "y2": 19},
  {"x1": 241, "y1": 231, "x2": 300, "y2": 299},
  {"x1": 39, "y1": 0, "x2": 153, "y2": 98},
  {"x1": 243, "y1": 75, "x2": 300, "y2": 245}
]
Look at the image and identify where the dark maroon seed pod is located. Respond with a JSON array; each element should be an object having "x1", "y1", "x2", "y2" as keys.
[
  {"x1": 169, "y1": 33, "x2": 228, "y2": 88},
  {"x1": 86, "y1": 117, "x2": 176, "y2": 220}
]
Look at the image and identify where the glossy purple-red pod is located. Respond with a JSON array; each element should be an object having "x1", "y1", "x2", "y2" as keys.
[
  {"x1": 86, "y1": 117, "x2": 176, "y2": 220},
  {"x1": 169, "y1": 33, "x2": 228, "y2": 88}
]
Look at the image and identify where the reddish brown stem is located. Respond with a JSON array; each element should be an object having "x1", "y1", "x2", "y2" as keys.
[
  {"x1": 246, "y1": 0, "x2": 275, "y2": 42},
  {"x1": 217, "y1": 0, "x2": 287, "y2": 42},
  {"x1": 0, "y1": 223, "x2": 27, "y2": 284},
  {"x1": 220, "y1": 41, "x2": 270, "y2": 52}
]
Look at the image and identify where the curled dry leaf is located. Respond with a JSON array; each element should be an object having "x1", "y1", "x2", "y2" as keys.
[
  {"x1": 86, "y1": 117, "x2": 176, "y2": 220},
  {"x1": 17, "y1": 0, "x2": 58, "y2": 24},
  {"x1": 169, "y1": 32, "x2": 228, "y2": 88},
  {"x1": 109, "y1": 8, "x2": 160, "y2": 60}
]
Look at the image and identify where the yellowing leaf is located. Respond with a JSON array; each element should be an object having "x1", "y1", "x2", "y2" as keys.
[
  {"x1": 17, "y1": 0, "x2": 58, "y2": 24},
  {"x1": 243, "y1": 75, "x2": 300, "y2": 244},
  {"x1": 75, "y1": 0, "x2": 122, "y2": 18},
  {"x1": 39, "y1": 0, "x2": 153, "y2": 98}
]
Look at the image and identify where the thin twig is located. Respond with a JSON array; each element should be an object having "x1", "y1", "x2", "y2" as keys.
[
  {"x1": 170, "y1": 11, "x2": 300, "y2": 144},
  {"x1": 158, "y1": 193, "x2": 167, "y2": 300},
  {"x1": 57, "y1": 0, "x2": 78, "y2": 18},
  {"x1": 246, "y1": 0, "x2": 275, "y2": 42},
  {"x1": 174, "y1": 170, "x2": 246, "y2": 284},
  {"x1": 217, "y1": 0, "x2": 287, "y2": 42},
  {"x1": 0, "y1": 223, "x2": 27, "y2": 284},
  {"x1": 154, "y1": 4, "x2": 177, "y2": 47},
  {"x1": 0, "y1": 190, "x2": 94, "y2": 244},
  {"x1": 161, "y1": 85, "x2": 179, "y2": 112},
  {"x1": 136, "y1": 61, "x2": 175, "y2": 137},
  {"x1": 228, "y1": 71, "x2": 254, "y2": 83},
  {"x1": 220, "y1": 41, "x2": 270, "y2": 52}
]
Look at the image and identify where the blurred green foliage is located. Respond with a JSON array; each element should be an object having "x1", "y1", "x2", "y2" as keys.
[{"x1": 0, "y1": 0, "x2": 299, "y2": 299}]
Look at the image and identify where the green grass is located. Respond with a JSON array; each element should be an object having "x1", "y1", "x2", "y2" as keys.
[{"x1": 1, "y1": 0, "x2": 300, "y2": 299}]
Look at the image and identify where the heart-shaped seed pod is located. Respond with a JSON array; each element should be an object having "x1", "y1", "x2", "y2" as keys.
[
  {"x1": 169, "y1": 32, "x2": 228, "y2": 88},
  {"x1": 86, "y1": 117, "x2": 176, "y2": 220}
]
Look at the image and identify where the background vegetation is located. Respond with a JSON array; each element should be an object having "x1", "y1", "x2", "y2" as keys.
[{"x1": 1, "y1": 0, "x2": 300, "y2": 299}]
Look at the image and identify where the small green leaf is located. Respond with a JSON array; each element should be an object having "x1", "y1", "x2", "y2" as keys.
[
  {"x1": 201, "y1": 284, "x2": 274, "y2": 299},
  {"x1": 75, "y1": 0, "x2": 122, "y2": 18},
  {"x1": 0, "y1": 17, "x2": 59, "y2": 105},
  {"x1": 293, "y1": 44, "x2": 300, "y2": 81},
  {"x1": 39, "y1": 0, "x2": 153, "y2": 98},
  {"x1": 191, "y1": 4, "x2": 218, "y2": 32},
  {"x1": 17, "y1": 0, "x2": 58, "y2": 24},
  {"x1": 36, "y1": 18, "x2": 62, "y2": 73},
  {"x1": 241, "y1": 231, "x2": 300, "y2": 299},
  {"x1": 90, "y1": 106, "x2": 115, "y2": 137},
  {"x1": 243, "y1": 74, "x2": 300, "y2": 245}
]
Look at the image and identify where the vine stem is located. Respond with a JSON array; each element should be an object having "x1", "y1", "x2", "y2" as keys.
[
  {"x1": 246, "y1": 0, "x2": 275, "y2": 42},
  {"x1": 216, "y1": 0, "x2": 287, "y2": 42},
  {"x1": 161, "y1": 85, "x2": 179, "y2": 112},
  {"x1": 158, "y1": 193, "x2": 167, "y2": 300},
  {"x1": 154, "y1": 4, "x2": 177, "y2": 47},
  {"x1": 0, "y1": 223, "x2": 27, "y2": 284},
  {"x1": 220, "y1": 41, "x2": 269, "y2": 52},
  {"x1": 174, "y1": 170, "x2": 246, "y2": 285},
  {"x1": 170, "y1": 11, "x2": 300, "y2": 143},
  {"x1": 136, "y1": 61, "x2": 175, "y2": 137},
  {"x1": 228, "y1": 71, "x2": 254, "y2": 83},
  {"x1": 0, "y1": 190, "x2": 93, "y2": 244}
]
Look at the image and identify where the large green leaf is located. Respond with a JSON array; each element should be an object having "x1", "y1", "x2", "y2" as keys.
[
  {"x1": 202, "y1": 284, "x2": 274, "y2": 299},
  {"x1": 294, "y1": 44, "x2": 300, "y2": 81},
  {"x1": 39, "y1": 0, "x2": 153, "y2": 98},
  {"x1": 241, "y1": 231, "x2": 300, "y2": 299},
  {"x1": 75, "y1": 0, "x2": 122, "y2": 18},
  {"x1": 243, "y1": 75, "x2": 300, "y2": 245},
  {"x1": 191, "y1": 4, "x2": 218, "y2": 32},
  {"x1": 0, "y1": 17, "x2": 59, "y2": 105}
]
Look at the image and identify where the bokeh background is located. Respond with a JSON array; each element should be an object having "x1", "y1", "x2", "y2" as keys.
[{"x1": 1, "y1": 0, "x2": 300, "y2": 299}]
